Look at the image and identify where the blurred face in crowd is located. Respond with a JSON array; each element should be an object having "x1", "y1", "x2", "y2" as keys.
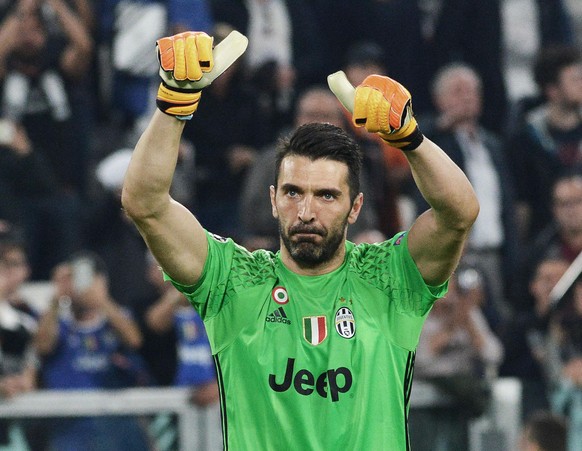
[
  {"x1": 433, "y1": 66, "x2": 482, "y2": 123},
  {"x1": 551, "y1": 63, "x2": 582, "y2": 108},
  {"x1": 52, "y1": 262, "x2": 106, "y2": 318},
  {"x1": 294, "y1": 89, "x2": 345, "y2": 128},
  {"x1": 529, "y1": 258, "x2": 569, "y2": 317},
  {"x1": 552, "y1": 176, "x2": 582, "y2": 235},
  {"x1": 0, "y1": 246, "x2": 30, "y2": 297}
]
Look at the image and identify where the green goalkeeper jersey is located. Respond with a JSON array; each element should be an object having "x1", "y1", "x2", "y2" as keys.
[{"x1": 166, "y1": 231, "x2": 447, "y2": 450}]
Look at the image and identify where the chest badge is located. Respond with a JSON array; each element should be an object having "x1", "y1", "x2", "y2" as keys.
[
  {"x1": 335, "y1": 307, "x2": 356, "y2": 339},
  {"x1": 271, "y1": 286, "x2": 289, "y2": 304},
  {"x1": 303, "y1": 316, "x2": 327, "y2": 345}
]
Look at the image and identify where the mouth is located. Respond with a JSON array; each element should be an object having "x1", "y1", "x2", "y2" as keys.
[
  {"x1": 292, "y1": 233, "x2": 321, "y2": 242},
  {"x1": 289, "y1": 226, "x2": 325, "y2": 241}
]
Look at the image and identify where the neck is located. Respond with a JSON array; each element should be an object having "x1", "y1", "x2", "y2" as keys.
[{"x1": 279, "y1": 242, "x2": 346, "y2": 276}]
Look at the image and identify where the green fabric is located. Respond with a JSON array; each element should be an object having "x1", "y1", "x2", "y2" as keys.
[{"x1": 166, "y1": 231, "x2": 447, "y2": 450}]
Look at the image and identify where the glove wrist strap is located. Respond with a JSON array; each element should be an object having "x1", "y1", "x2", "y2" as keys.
[{"x1": 389, "y1": 127, "x2": 424, "y2": 151}]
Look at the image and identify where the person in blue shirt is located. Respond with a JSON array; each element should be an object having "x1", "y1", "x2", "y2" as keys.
[{"x1": 34, "y1": 252, "x2": 151, "y2": 451}]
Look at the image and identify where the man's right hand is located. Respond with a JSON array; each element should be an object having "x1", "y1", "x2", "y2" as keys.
[{"x1": 155, "y1": 31, "x2": 214, "y2": 120}]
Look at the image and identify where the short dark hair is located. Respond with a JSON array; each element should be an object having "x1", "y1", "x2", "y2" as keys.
[
  {"x1": 533, "y1": 45, "x2": 581, "y2": 91},
  {"x1": 344, "y1": 41, "x2": 386, "y2": 70},
  {"x1": 524, "y1": 410, "x2": 567, "y2": 451},
  {"x1": 274, "y1": 123, "x2": 363, "y2": 203}
]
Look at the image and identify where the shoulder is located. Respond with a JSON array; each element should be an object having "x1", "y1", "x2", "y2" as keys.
[
  {"x1": 346, "y1": 233, "x2": 408, "y2": 277},
  {"x1": 207, "y1": 232, "x2": 278, "y2": 280}
]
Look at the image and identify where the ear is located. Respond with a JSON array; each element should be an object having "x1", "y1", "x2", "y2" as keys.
[
  {"x1": 348, "y1": 193, "x2": 364, "y2": 224},
  {"x1": 270, "y1": 185, "x2": 278, "y2": 219}
]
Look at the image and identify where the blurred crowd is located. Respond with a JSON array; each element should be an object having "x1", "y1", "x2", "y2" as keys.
[{"x1": 0, "y1": 0, "x2": 581, "y2": 449}]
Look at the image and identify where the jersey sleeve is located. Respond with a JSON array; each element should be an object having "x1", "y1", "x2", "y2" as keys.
[
  {"x1": 387, "y1": 231, "x2": 448, "y2": 349},
  {"x1": 163, "y1": 232, "x2": 242, "y2": 320},
  {"x1": 163, "y1": 231, "x2": 276, "y2": 352},
  {"x1": 352, "y1": 231, "x2": 448, "y2": 350}
]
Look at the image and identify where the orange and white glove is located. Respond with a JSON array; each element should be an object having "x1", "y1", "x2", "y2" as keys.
[
  {"x1": 156, "y1": 31, "x2": 214, "y2": 120},
  {"x1": 353, "y1": 75, "x2": 424, "y2": 151}
]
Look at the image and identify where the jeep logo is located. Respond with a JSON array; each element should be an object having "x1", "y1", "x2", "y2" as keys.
[{"x1": 268, "y1": 358, "x2": 352, "y2": 402}]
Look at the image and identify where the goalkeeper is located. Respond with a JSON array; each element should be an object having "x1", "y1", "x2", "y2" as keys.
[{"x1": 122, "y1": 31, "x2": 479, "y2": 450}]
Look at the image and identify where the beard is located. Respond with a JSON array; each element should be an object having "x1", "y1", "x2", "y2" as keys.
[{"x1": 279, "y1": 216, "x2": 348, "y2": 268}]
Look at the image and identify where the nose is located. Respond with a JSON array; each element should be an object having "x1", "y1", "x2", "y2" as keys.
[{"x1": 298, "y1": 196, "x2": 315, "y2": 223}]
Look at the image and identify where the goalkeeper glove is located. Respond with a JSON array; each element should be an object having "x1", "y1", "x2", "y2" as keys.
[
  {"x1": 353, "y1": 75, "x2": 424, "y2": 151},
  {"x1": 156, "y1": 31, "x2": 214, "y2": 120}
]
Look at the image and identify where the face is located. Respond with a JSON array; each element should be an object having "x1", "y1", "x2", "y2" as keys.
[
  {"x1": 294, "y1": 91, "x2": 345, "y2": 128},
  {"x1": 52, "y1": 263, "x2": 75, "y2": 299},
  {"x1": 435, "y1": 69, "x2": 482, "y2": 122},
  {"x1": 270, "y1": 156, "x2": 362, "y2": 270},
  {"x1": 552, "y1": 63, "x2": 582, "y2": 107},
  {"x1": 0, "y1": 248, "x2": 30, "y2": 295},
  {"x1": 552, "y1": 178, "x2": 582, "y2": 234}
]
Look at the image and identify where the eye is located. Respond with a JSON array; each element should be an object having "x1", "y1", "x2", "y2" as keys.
[
  {"x1": 287, "y1": 189, "x2": 298, "y2": 198},
  {"x1": 322, "y1": 192, "x2": 336, "y2": 201}
]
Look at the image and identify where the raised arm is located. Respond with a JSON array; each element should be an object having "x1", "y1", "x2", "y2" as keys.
[
  {"x1": 122, "y1": 110, "x2": 208, "y2": 285},
  {"x1": 329, "y1": 73, "x2": 479, "y2": 285},
  {"x1": 122, "y1": 32, "x2": 218, "y2": 285},
  {"x1": 404, "y1": 138, "x2": 479, "y2": 285},
  {"x1": 122, "y1": 31, "x2": 248, "y2": 285}
]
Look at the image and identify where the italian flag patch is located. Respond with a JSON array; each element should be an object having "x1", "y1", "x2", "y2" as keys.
[{"x1": 303, "y1": 316, "x2": 327, "y2": 345}]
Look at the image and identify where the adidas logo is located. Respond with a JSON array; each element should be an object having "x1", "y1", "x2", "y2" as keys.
[{"x1": 266, "y1": 307, "x2": 291, "y2": 325}]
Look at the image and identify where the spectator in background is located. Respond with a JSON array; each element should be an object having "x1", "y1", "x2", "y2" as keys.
[
  {"x1": 239, "y1": 86, "x2": 383, "y2": 251},
  {"x1": 145, "y1": 259, "x2": 219, "y2": 406},
  {"x1": 422, "y1": 0, "x2": 508, "y2": 134},
  {"x1": 416, "y1": 63, "x2": 519, "y2": 322},
  {"x1": 98, "y1": 0, "x2": 166, "y2": 137},
  {"x1": 0, "y1": 116, "x2": 80, "y2": 279},
  {"x1": 503, "y1": 0, "x2": 576, "y2": 106},
  {"x1": 212, "y1": 0, "x2": 326, "y2": 129},
  {"x1": 0, "y1": 0, "x2": 93, "y2": 194},
  {"x1": 85, "y1": 143, "x2": 194, "y2": 309},
  {"x1": 0, "y1": 235, "x2": 36, "y2": 318},
  {"x1": 84, "y1": 149, "x2": 150, "y2": 308},
  {"x1": 410, "y1": 267, "x2": 504, "y2": 451},
  {"x1": 145, "y1": 253, "x2": 221, "y2": 451},
  {"x1": 513, "y1": 173, "x2": 582, "y2": 312},
  {"x1": 508, "y1": 46, "x2": 582, "y2": 242},
  {"x1": 0, "y1": 0, "x2": 93, "y2": 279},
  {"x1": 548, "y1": 278, "x2": 582, "y2": 451},
  {"x1": 0, "y1": 238, "x2": 38, "y2": 450},
  {"x1": 313, "y1": 0, "x2": 429, "y2": 112},
  {"x1": 34, "y1": 252, "x2": 151, "y2": 451},
  {"x1": 414, "y1": 267, "x2": 504, "y2": 379},
  {"x1": 520, "y1": 410, "x2": 568, "y2": 451},
  {"x1": 500, "y1": 256, "x2": 570, "y2": 420},
  {"x1": 132, "y1": 251, "x2": 178, "y2": 387}
]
